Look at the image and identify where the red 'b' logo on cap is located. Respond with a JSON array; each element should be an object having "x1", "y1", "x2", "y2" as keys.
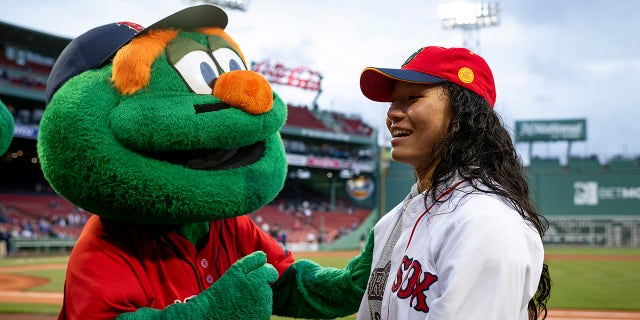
[{"x1": 116, "y1": 22, "x2": 145, "y2": 33}]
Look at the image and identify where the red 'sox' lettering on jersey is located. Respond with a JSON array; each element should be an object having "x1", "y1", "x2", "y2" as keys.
[{"x1": 391, "y1": 255, "x2": 438, "y2": 313}]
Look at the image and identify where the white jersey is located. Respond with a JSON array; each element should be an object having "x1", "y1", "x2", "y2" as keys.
[{"x1": 357, "y1": 179, "x2": 544, "y2": 320}]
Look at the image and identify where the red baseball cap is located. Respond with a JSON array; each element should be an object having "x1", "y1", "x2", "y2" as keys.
[{"x1": 360, "y1": 46, "x2": 496, "y2": 107}]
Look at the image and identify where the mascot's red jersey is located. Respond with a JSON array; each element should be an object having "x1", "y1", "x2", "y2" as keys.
[{"x1": 59, "y1": 215, "x2": 293, "y2": 319}]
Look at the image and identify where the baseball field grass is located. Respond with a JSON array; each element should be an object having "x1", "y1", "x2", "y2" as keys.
[
  {"x1": 544, "y1": 247, "x2": 640, "y2": 311},
  {"x1": 1, "y1": 247, "x2": 639, "y2": 318}
]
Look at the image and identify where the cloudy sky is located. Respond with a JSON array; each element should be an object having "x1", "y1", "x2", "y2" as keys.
[{"x1": 2, "y1": 0, "x2": 639, "y2": 164}]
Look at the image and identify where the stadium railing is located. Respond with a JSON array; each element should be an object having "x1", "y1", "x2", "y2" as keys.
[{"x1": 7, "y1": 237, "x2": 76, "y2": 256}]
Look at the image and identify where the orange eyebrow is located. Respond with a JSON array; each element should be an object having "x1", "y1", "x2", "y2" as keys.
[
  {"x1": 196, "y1": 27, "x2": 246, "y2": 62},
  {"x1": 111, "y1": 29, "x2": 178, "y2": 95}
]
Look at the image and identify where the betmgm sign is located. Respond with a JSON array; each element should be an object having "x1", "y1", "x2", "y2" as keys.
[
  {"x1": 533, "y1": 174, "x2": 640, "y2": 215},
  {"x1": 539, "y1": 177, "x2": 640, "y2": 246},
  {"x1": 574, "y1": 181, "x2": 640, "y2": 207},
  {"x1": 515, "y1": 119, "x2": 586, "y2": 142}
]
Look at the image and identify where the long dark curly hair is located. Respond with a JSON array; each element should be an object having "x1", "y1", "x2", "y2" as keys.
[{"x1": 422, "y1": 82, "x2": 551, "y2": 320}]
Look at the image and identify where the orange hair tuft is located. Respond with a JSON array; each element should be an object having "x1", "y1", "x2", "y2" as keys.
[{"x1": 111, "y1": 29, "x2": 178, "y2": 95}]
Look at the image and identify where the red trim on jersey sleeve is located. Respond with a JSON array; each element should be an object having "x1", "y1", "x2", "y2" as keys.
[{"x1": 232, "y1": 215, "x2": 295, "y2": 276}]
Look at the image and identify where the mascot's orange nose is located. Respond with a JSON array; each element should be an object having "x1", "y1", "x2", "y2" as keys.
[{"x1": 212, "y1": 70, "x2": 273, "y2": 115}]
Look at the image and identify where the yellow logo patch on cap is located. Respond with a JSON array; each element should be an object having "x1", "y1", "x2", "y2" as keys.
[{"x1": 458, "y1": 67, "x2": 474, "y2": 84}]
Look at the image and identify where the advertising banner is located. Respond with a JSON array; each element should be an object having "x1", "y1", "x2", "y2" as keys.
[
  {"x1": 251, "y1": 60, "x2": 322, "y2": 91},
  {"x1": 515, "y1": 119, "x2": 586, "y2": 142},
  {"x1": 531, "y1": 173, "x2": 640, "y2": 215}
]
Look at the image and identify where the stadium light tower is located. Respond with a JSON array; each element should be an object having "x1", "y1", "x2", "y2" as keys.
[
  {"x1": 187, "y1": 0, "x2": 250, "y2": 11},
  {"x1": 437, "y1": 1, "x2": 501, "y2": 53}
]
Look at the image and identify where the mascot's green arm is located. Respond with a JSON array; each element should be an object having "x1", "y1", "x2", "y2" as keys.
[
  {"x1": 272, "y1": 228, "x2": 375, "y2": 318},
  {"x1": 0, "y1": 100, "x2": 14, "y2": 155},
  {"x1": 115, "y1": 251, "x2": 277, "y2": 320}
]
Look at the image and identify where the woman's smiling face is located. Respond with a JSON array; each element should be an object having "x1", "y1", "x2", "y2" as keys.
[{"x1": 386, "y1": 81, "x2": 452, "y2": 174}]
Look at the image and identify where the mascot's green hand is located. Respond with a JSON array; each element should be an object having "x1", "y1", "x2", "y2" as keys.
[
  {"x1": 272, "y1": 228, "x2": 375, "y2": 318},
  {"x1": 0, "y1": 100, "x2": 14, "y2": 155},
  {"x1": 117, "y1": 251, "x2": 278, "y2": 320}
]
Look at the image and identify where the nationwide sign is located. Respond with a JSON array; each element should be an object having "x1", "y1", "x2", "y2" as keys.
[
  {"x1": 251, "y1": 60, "x2": 322, "y2": 91},
  {"x1": 515, "y1": 119, "x2": 586, "y2": 142}
]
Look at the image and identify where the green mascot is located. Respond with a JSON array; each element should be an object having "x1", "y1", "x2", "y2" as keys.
[
  {"x1": 0, "y1": 100, "x2": 13, "y2": 155},
  {"x1": 38, "y1": 5, "x2": 372, "y2": 320}
]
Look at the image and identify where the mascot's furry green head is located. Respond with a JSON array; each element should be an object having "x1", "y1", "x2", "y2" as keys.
[
  {"x1": 0, "y1": 100, "x2": 13, "y2": 155},
  {"x1": 38, "y1": 5, "x2": 287, "y2": 225}
]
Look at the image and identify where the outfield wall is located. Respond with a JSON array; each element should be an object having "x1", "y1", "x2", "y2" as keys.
[
  {"x1": 529, "y1": 172, "x2": 640, "y2": 216},
  {"x1": 544, "y1": 216, "x2": 640, "y2": 247},
  {"x1": 527, "y1": 160, "x2": 640, "y2": 247}
]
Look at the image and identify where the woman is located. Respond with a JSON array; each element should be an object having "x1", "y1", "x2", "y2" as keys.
[{"x1": 356, "y1": 46, "x2": 550, "y2": 320}]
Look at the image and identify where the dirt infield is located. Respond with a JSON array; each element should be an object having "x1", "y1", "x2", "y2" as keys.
[
  {"x1": 1, "y1": 255, "x2": 639, "y2": 320},
  {"x1": 0, "y1": 263, "x2": 66, "y2": 305}
]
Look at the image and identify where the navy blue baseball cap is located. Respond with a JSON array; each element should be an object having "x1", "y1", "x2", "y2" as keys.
[{"x1": 45, "y1": 4, "x2": 228, "y2": 104}]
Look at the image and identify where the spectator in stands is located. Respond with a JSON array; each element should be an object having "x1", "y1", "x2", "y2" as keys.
[
  {"x1": 306, "y1": 232, "x2": 316, "y2": 243},
  {"x1": 303, "y1": 207, "x2": 312, "y2": 224},
  {"x1": 279, "y1": 231, "x2": 287, "y2": 247},
  {"x1": 260, "y1": 221, "x2": 270, "y2": 234},
  {"x1": 355, "y1": 46, "x2": 551, "y2": 319},
  {"x1": 0, "y1": 226, "x2": 10, "y2": 258},
  {"x1": 0, "y1": 204, "x2": 8, "y2": 223},
  {"x1": 270, "y1": 223, "x2": 281, "y2": 240}
]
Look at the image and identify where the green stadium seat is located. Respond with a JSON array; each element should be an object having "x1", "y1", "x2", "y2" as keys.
[
  {"x1": 528, "y1": 157, "x2": 563, "y2": 173},
  {"x1": 567, "y1": 156, "x2": 602, "y2": 172}
]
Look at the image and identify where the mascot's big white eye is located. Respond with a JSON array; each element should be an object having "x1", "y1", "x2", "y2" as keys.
[
  {"x1": 212, "y1": 48, "x2": 247, "y2": 73},
  {"x1": 173, "y1": 50, "x2": 220, "y2": 95}
]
